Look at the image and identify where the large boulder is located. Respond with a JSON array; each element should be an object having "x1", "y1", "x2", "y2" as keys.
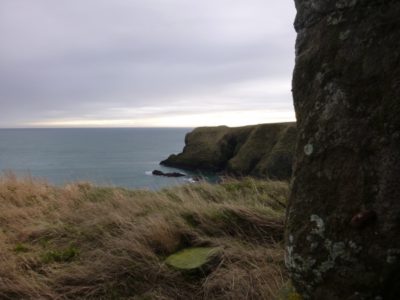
[{"x1": 286, "y1": 1, "x2": 400, "y2": 299}]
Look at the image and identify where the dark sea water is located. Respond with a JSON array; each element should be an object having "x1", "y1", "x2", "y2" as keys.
[{"x1": 0, "y1": 128, "x2": 197, "y2": 189}]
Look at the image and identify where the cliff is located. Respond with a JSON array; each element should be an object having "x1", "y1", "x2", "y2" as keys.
[
  {"x1": 287, "y1": 1, "x2": 400, "y2": 299},
  {"x1": 161, "y1": 122, "x2": 297, "y2": 180}
]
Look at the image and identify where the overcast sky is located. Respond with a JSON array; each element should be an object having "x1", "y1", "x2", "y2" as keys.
[{"x1": 0, "y1": 0, "x2": 296, "y2": 128}]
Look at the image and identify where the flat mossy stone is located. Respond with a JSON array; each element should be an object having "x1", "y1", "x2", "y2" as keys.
[
  {"x1": 277, "y1": 281, "x2": 303, "y2": 300},
  {"x1": 165, "y1": 247, "x2": 220, "y2": 270}
]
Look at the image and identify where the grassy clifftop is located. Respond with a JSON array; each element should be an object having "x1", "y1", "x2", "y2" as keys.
[
  {"x1": 161, "y1": 122, "x2": 297, "y2": 180},
  {"x1": 0, "y1": 175, "x2": 288, "y2": 299}
]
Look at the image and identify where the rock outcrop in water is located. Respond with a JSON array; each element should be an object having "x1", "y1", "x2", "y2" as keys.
[
  {"x1": 286, "y1": 1, "x2": 400, "y2": 299},
  {"x1": 161, "y1": 123, "x2": 296, "y2": 180},
  {"x1": 152, "y1": 170, "x2": 186, "y2": 177}
]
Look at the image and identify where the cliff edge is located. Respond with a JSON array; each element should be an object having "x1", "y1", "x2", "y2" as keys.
[{"x1": 161, "y1": 122, "x2": 296, "y2": 180}]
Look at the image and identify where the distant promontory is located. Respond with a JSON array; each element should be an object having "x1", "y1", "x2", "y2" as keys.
[{"x1": 161, "y1": 122, "x2": 296, "y2": 180}]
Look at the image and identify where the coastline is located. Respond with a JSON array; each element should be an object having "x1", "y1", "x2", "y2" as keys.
[{"x1": 160, "y1": 122, "x2": 296, "y2": 180}]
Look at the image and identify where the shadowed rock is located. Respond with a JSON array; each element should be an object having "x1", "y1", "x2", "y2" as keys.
[
  {"x1": 286, "y1": 1, "x2": 400, "y2": 299},
  {"x1": 152, "y1": 170, "x2": 186, "y2": 177}
]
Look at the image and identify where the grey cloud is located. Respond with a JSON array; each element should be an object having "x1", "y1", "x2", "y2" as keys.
[{"x1": 0, "y1": 0, "x2": 296, "y2": 127}]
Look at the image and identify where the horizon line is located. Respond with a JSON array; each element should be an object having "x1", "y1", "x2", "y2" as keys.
[{"x1": 0, "y1": 121, "x2": 296, "y2": 130}]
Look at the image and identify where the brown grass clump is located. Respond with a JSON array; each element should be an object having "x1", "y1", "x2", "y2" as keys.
[{"x1": 0, "y1": 175, "x2": 288, "y2": 299}]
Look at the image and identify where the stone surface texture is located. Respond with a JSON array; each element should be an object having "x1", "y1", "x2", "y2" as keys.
[{"x1": 286, "y1": 0, "x2": 400, "y2": 299}]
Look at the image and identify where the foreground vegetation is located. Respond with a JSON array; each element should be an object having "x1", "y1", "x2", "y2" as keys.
[{"x1": 0, "y1": 174, "x2": 289, "y2": 299}]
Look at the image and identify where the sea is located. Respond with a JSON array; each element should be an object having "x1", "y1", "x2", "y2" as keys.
[{"x1": 0, "y1": 128, "x2": 203, "y2": 190}]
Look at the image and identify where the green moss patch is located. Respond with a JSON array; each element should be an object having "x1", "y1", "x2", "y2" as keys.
[
  {"x1": 14, "y1": 243, "x2": 30, "y2": 253},
  {"x1": 41, "y1": 246, "x2": 79, "y2": 263}
]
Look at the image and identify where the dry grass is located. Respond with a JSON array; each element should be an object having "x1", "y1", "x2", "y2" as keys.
[{"x1": 0, "y1": 174, "x2": 288, "y2": 299}]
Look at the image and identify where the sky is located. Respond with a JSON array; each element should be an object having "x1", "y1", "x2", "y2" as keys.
[{"x1": 0, "y1": 0, "x2": 297, "y2": 128}]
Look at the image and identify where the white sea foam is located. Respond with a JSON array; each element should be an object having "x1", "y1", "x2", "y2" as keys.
[{"x1": 184, "y1": 178, "x2": 197, "y2": 183}]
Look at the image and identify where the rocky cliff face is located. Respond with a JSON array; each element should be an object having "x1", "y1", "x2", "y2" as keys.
[
  {"x1": 161, "y1": 122, "x2": 296, "y2": 180},
  {"x1": 287, "y1": 1, "x2": 400, "y2": 299}
]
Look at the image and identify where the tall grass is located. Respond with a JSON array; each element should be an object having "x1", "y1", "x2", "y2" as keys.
[{"x1": 0, "y1": 174, "x2": 288, "y2": 299}]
